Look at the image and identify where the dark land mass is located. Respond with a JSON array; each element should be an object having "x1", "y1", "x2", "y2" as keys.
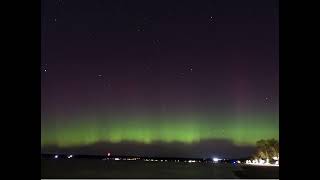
[
  {"x1": 234, "y1": 165, "x2": 279, "y2": 179},
  {"x1": 41, "y1": 158, "x2": 278, "y2": 179}
]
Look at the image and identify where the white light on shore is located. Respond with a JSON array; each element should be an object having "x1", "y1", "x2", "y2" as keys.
[
  {"x1": 245, "y1": 158, "x2": 279, "y2": 166},
  {"x1": 54, "y1": 155, "x2": 58, "y2": 159},
  {"x1": 248, "y1": 163, "x2": 279, "y2": 167},
  {"x1": 213, "y1": 158, "x2": 220, "y2": 162},
  {"x1": 259, "y1": 159, "x2": 265, "y2": 164},
  {"x1": 114, "y1": 158, "x2": 120, "y2": 161}
]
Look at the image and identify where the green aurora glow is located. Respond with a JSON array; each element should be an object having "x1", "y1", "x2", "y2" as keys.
[{"x1": 41, "y1": 112, "x2": 278, "y2": 147}]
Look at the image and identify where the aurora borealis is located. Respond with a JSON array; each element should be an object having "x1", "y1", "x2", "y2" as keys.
[
  {"x1": 41, "y1": 0, "x2": 278, "y2": 158},
  {"x1": 42, "y1": 113, "x2": 278, "y2": 147}
]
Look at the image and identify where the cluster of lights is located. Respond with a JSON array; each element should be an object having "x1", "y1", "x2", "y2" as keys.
[
  {"x1": 230, "y1": 160, "x2": 241, "y2": 164},
  {"x1": 54, "y1": 154, "x2": 74, "y2": 159},
  {"x1": 145, "y1": 159, "x2": 199, "y2": 163},
  {"x1": 102, "y1": 157, "x2": 143, "y2": 161},
  {"x1": 245, "y1": 158, "x2": 279, "y2": 166},
  {"x1": 123, "y1": 158, "x2": 139, "y2": 161},
  {"x1": 144, "y1": 159, "x2": 158, "y2": 162},
  {"x1": 102, "y1": 156, "x2": 142, "y2": 161}
]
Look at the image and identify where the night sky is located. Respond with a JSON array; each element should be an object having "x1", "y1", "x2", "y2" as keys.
[{"x1": 41, "y1": 0, "x2": 278, "y2": 158}]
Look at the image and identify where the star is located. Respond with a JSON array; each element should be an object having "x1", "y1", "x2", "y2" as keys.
[
  {"x1": 265, "y1": 97, "x2": 271, "y2": 104},
  {"x1": 209, "y1": 16, "x2": 215, "y2": 23},
  {"x1": 41, "y1": 65, "x2": 48, "y2": 72}
]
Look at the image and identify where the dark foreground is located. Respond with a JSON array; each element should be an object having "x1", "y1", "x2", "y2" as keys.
[{"x1": 41, "y1": 159, "x2": 278, "y2": 179}]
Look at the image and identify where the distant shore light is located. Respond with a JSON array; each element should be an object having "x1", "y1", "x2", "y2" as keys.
[{"x1": 213, "y1": 157, "x2": 220, "y2": 162}]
